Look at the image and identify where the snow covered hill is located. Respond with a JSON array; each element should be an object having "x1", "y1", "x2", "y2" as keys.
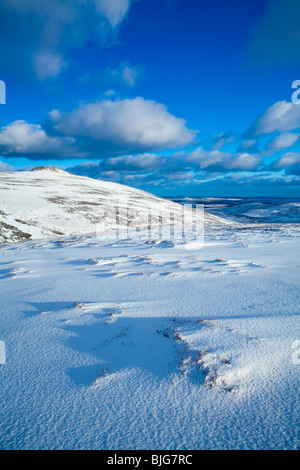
[{"x1": 0, "y1": 167, "x2": 229, "y2": 243}]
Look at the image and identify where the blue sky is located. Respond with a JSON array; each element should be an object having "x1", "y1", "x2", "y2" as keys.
[{"x1": 1, "y1": 0, "x2": 300, "y2": 197}]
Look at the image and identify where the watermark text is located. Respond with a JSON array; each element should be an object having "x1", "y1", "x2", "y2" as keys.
[
  {"x1": 291, "y1": 80, "x2": 300, "y2": 104},
  {"x1": 0, "y1": 80, "x2": 6, "y2": 104},
  {"x1": 0, "y1": 340, "x2": 6, "y2": 364},
  {"x1": 96, "y1": 200, "x2": 204, "y2": 245}
]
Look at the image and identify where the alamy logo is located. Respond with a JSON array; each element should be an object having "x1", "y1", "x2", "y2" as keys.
[
  {"x1": 96, "y1": 200, "x2": 204, "y2": 245},
  {"x1": 291, "y1": 80, "x2": 300, "y2": 104},
  {"x1": 0, "y1": 340, "x2": 6, "y2": 364},
  {"x1": 291, "y1": 340, "x2": 300, "y2": 365},
  {"x1": 0, "y1": 80, "x2": 6, "y2": 104}
]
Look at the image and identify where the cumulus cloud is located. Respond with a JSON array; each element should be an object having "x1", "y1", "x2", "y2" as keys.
[
  {"x1": 102, "y1": 153, "x2": 165, "y2": 171},
  {"x1": 274, "y1": 152, "x2": 300, "y2": 168},
  {"x1": 0, "y1": 0, "x2": 136, "y2": 79},
  {"x1": 67, "y1": 158, "x2": 196, "y2": 188},
  {"x1": 67, "y1": 154, "x2": 170, "y2": 181},
  {"x1": 0, "y1": 120, "x2": 83, "y2": 160},
  {"x1": 184, "y1": 147, "x2": 260, "y2": 172},
  {"x1": 0, "y1": 96, "x2": 197, "y2": 160},
  {"x1": 66, "y1": 145, "x2": 262, "y2": 187},
  {"x1": 51, "y1": 97, "x2": 197, "y2": 153},
  {"x1": 267, "y1": 132, "x2": 299, "y2": 151},
  {"x1": 273, "y1": 152, "x2": 300, "y2": 175},
  {"x1": 254, "y1": 101, "x2": 300, "y2": 135}
]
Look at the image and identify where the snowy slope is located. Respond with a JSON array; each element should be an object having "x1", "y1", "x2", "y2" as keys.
[
  {"x1": 1, "y1": 168, "x2": 299, "y2": 450},
  {"x1": 0, "y1": 223, "x2": 299, "y2": 449},
  {"x1": 0, "y1": 167, "x2": 228, "y2": 243}
]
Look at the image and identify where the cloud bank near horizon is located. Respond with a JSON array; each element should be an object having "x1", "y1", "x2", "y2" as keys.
[{"x1": 1, "y1": 97, "x2": 300, "y2": 194}]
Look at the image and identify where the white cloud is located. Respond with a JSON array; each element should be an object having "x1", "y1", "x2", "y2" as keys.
[
  {"x1": 103, "y1": 153, "x2": 164, "y2": 171},
  {"x1": 0, "y1": 120, "x2": 82, "y2": 159},
  {"x1": 184, "y1": 147, "x2": 260, "y2": 171},
  {"x1": 239, "y1": 139, "x2": 257, "y2": 150},
  {"x1": 104, "y1": 62, "x2": 143, "y2": 87},
  {"x1": 49, "y1": 109, "x2": 61, "y2": 122},
  {"x1": 273, "y1": 152, "x2": 300, "y2": 169},
  {"x1": 255, "y1": 101, "x2": 300, "y2": 134},
  {"x1": 122, "y1": 65, "x2": 141, "y2": 86},
  {"x1": 66, "y1": 144, "x2": 262, "y2": 184},
  {"x1": 66, "y1": 146, "x2": 263, "y2": 189},
  {"x1": 267, "y1": 132, "x2": 299, "y2": 151},
  {"x1": 103, "y1": 90, "x2": 116, "y2": 97},
  {"x1": 51, "y1": 97, "x2": 197, "y2": 152},
  {"x1": 93, "y1": 0, "x2": 133, "y2": 27},
  {"x1": 0, "y1": 96, "x2": 196, "y2": 161},
  {"x1": 34, "y1": 52, "x2": 65, "y2": 80}
]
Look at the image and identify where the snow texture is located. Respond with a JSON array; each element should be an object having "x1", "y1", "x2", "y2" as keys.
[{"x1": 0, "y1": 169, "x2": 299, "y2": 449}]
